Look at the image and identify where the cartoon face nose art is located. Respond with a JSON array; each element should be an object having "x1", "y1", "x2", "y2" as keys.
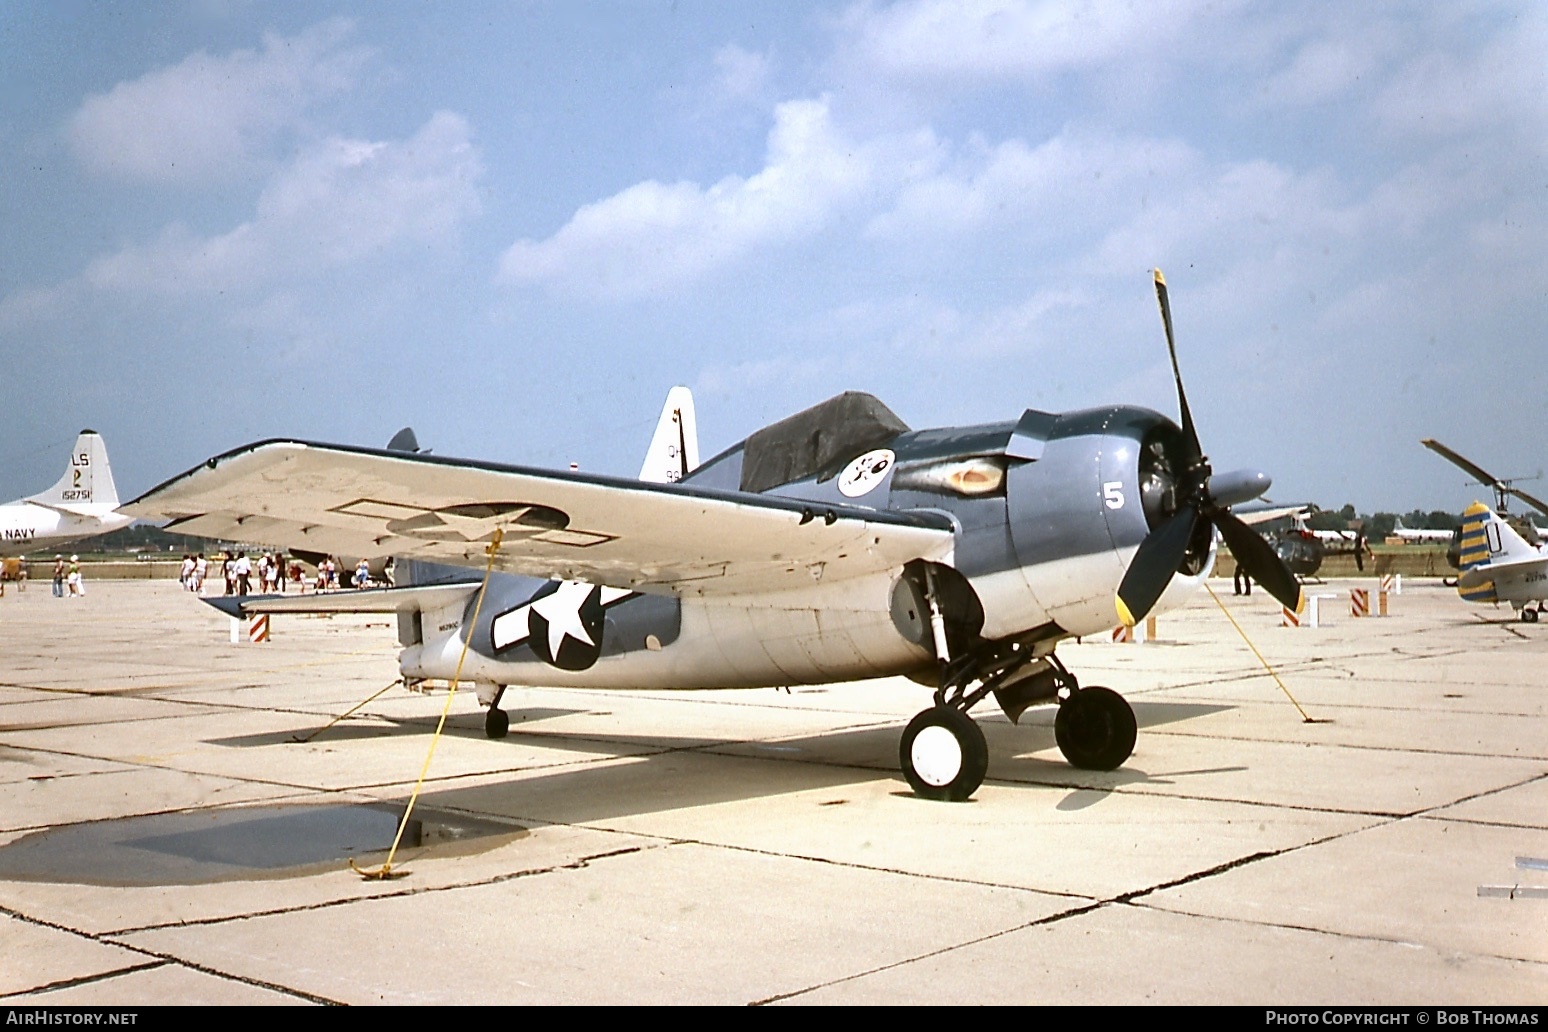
[{"x1": 838, "y1": 448, "x2": 895, "y2": 498}]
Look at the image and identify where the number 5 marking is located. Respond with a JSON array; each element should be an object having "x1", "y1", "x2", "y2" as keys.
[{"x1": 1103, "y1": 481, "x2": 1124, "y2": 510}]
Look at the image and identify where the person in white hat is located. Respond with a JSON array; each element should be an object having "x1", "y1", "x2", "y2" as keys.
[{"x1": 67, "y1": 555, "x2": 83, "y2": 597}]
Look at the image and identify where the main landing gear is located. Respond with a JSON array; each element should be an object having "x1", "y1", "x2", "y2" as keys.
[
  {"x1": 898, "y1": 568, "x2": 1136, "y2": 800},
  {"x1": 1521, "y1": 605, "x2": 1544, "y2": 624},
  {"x1": 898, "y1": 651, "x2": 1138, "y2": 801}
]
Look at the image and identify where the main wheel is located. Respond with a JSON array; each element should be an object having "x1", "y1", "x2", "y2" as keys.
[
  {"x1": 900, "y1": 706, "x2": 988, "y2": 801},
  {"x1": 1522, "y1": 608, "x2": 1539, "y2": 624},
  {"x1": 1054, "y1": 686, "x2": 1137, "y2": 771},
  {"x1": 485, "y1": 706, "x2": 510, "y2": 739}
]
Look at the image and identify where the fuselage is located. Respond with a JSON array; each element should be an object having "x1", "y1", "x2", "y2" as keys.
[
  {"x1": 0, "y1": 501, "x2": 132, "y2": 556},
  {"x1": 399, "y1": 402, "x2": 1214, "y2": 692}
]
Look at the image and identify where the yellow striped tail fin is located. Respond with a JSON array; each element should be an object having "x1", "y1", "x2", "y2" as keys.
[{"x1": 1456, "y1": 502, "x2": 1498, "y2": 603}]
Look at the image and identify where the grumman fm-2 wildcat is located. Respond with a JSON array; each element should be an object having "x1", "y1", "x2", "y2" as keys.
[{"x1": 127, "y1": 272, "x2": 1303, "y2": 800}]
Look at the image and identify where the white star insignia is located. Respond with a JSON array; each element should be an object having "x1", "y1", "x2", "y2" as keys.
[{"x1": 530, "y1": 580, "x2": 598, "y2": 656}]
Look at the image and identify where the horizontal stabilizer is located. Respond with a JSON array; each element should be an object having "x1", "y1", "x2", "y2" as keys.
[{"x1": 202, "y1": 582, "x2": 480, "y2": 618}]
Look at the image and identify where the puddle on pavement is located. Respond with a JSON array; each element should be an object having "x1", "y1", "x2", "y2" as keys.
[{"x1": 0, "y1": 803, "x2": 527, "y2": 885}]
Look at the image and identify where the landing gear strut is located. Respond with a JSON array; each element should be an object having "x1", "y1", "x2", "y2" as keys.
[
  {"x1": 895, "y1": 564, "x2": 1140, "y2": 799},
  {"x1": 897, "y1": 591, "x2": 1139, "y2": 798}
]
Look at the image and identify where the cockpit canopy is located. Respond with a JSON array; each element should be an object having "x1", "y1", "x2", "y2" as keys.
[{"x1": 736, "y1": 392, "x2": 910, "y2": 494}]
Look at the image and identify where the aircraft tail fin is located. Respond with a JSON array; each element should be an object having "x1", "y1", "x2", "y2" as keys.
[
  {"x1": 386, "y1": 427, "x2": 429, "y2": 454},
  {"x1": 27, "y1": 430, "x2": 119, "y2": 510},
  {"x1": 638, "y1": 386, "x2": 698, "y2": 483},
  {"x1": 1455, "y1": 501, "x2": 1536, "y2": 602}
]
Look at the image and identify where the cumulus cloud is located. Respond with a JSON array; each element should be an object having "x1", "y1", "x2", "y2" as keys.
[
  {"x1": 1259, "y1": 37, "x2": 1377, "y2": 108},
  {"x1": 499, "y1": 97, "x2": 932, "y2": 298},
  {"x1": 713, "y1": 44, "x2": 772, "y2": 101},
  {"x1": 67, "y1": 18, "x2": 370, "y2": 185},
  {"x1": 1371, "y1": 8, "x2": 1548, "y2": 145},
  {"x1": 844, "y1": 0, "x2": 1218, "y2": 79},
  {"x1": 75, "y1": 111, "x2": 482, "y2": 297},
  {"x1": 867, "y1": 131, "x2": 1199, "y2": 243}
]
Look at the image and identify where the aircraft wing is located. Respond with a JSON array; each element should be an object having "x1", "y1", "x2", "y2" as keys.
[
  {"x1": 1235, "y1": 504, "x2": 1312, "y2": 526},
  {"x1": 125, "y1": 440, "x2": 955, "y2": 597}
]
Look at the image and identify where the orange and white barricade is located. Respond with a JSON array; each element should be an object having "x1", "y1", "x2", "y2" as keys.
[
  {"x1": 1289, "y1": 593, "x2": 1339, "y2": 629},
  {"x1": 1350, "y1": 588, "x2": 1370, "y2": 618},
  {"x1": 230, "y1": 613, "x2": 271, "y2": 643},
  {"x1": 1112, "y1": 615, "x2": 1159, "y2": 643}
]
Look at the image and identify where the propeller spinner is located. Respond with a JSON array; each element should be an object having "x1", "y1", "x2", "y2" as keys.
[{"x1": 1114, "y1": 270, "x2": 1305, "y2": 626}]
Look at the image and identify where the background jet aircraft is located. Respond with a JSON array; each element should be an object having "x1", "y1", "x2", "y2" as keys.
[
  {"x1": 128, "y1": 272, "x2": 1303, "y2": 801},
  {"x1": 0, "y1": 430, "x2": 132, "y2": 556},
  {"x1": 1388, "y1": 517, "x2": 1454, "y2": 543}
]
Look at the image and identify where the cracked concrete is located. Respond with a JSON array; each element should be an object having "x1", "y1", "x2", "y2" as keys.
[{"x1": 0, "y1": 577, "x2": 1544, "y2": 1004}]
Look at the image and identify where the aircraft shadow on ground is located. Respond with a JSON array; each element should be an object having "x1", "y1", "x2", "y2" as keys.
[
  {"x1": 302, "y1": 698, "x2": 1243, "y2": 826},
  {"x1": 207, "y1": 706, "x2": 591, "y2": 748},
  {"x1": 0, "y1": 702, "x2": 1248, "y2": 885}
]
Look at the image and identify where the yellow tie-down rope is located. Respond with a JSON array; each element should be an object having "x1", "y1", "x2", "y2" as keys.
[
  {"x1": 1203, "y1": 581, "x2": 1319, "y2": 724},
  {"x1": 292, "y1": 678, "x2": 403, "y2": 744},
  {"x1": 353, "y1": 528, "x2": 505, "y2": 880}
]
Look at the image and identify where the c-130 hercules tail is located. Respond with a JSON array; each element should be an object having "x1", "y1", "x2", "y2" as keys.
[{"x1": 128, "y1": 272, "x2": 1302, "y2": 801}]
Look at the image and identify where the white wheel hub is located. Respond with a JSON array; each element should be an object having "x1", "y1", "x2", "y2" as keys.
[{"x1": 911, "y1": 724, "x2": 964, "y2": 787}]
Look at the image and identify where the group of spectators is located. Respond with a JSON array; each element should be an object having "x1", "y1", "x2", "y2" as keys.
[
  {"x1": 177, "y1": 552, "x2": 390, "y2": 594},
  {"x1": 179, "y1": 551, "x2": 289, "y2": 596},
  {"x1": 50, "y1": 555, "x2": 82, "y2": 597}
]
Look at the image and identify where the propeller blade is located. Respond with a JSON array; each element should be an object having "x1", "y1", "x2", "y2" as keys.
[
  {"x1": 1116, "y1": 507, "x2": 1201, "y2": 626},
  {"x1": 1214, "y1": 508, "x2": 1303, "y2": 613},
  {"x1": 1154, "y1": 268, "x2": 1201, "y2": 463}
]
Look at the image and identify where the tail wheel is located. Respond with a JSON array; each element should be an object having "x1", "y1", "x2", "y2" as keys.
[
  {"x1": 1054, "y1": 686, "x2": 1136, "y2": 771},
  {"x1": 900, "y1": 706, "x2": 988, "y2": 801}
]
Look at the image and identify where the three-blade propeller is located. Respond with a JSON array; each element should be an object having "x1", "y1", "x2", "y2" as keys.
[{"x1": 1114, "y1": 270, "x2": 1305, "y2": 627}]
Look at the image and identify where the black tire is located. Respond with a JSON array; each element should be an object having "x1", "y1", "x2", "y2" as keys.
[
  {"x1": 1523, "y1": 608, "x2": 1540, "y2": 624},
  {"x1": 1054, "y1": 686, "x2": 1137, "y2": 771},
  {"x1": 899, "y1": 706, "x2": 988, "y2": 801},
  {"x1": 485, "y1": 706, "x2": 510, "y2": 740}
]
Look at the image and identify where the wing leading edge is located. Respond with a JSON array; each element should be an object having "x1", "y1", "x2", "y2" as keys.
[{"x1": 126, "y1": 440, "x2": 955, "y2": 596}]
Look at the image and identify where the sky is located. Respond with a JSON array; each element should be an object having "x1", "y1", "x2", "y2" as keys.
[{"x1": 3, "y1": 1, "x2": 1545, "y2": 517}]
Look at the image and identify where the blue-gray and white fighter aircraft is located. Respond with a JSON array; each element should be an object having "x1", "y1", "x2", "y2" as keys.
[
  {"x1": 1, "y1": 430, "x2": 132, "y2": 555},
  {"x1": 126, "y1": 273, "x2": 1303, "y2": 800}
]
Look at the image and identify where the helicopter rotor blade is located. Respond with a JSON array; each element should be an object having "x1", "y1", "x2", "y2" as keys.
[
  {"x1": 1421, "y1": 439, "x2": 1503, "y2": 492},
  {"x1": 1505, "y1": 486, "x2": 1548, "y2": 520}
]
